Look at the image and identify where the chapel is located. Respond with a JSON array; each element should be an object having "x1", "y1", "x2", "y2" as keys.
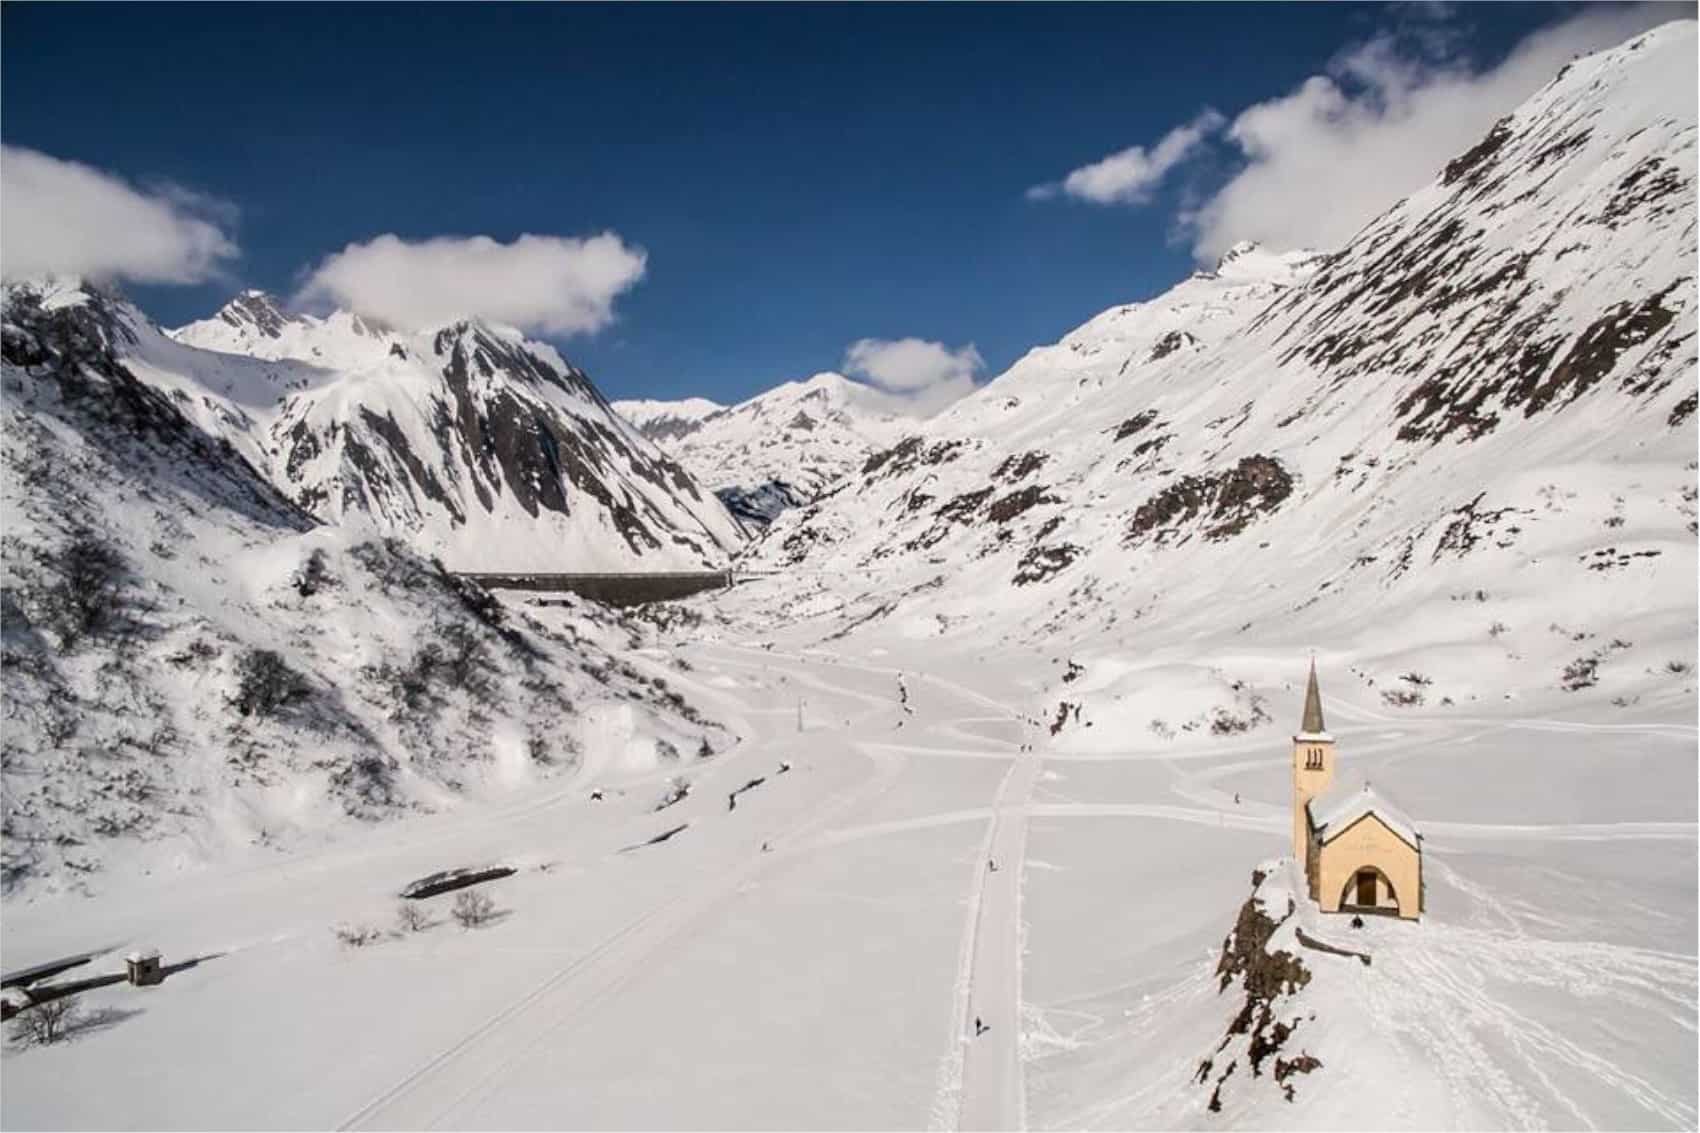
[{"x1": 1291, "y1": 661, "x2": 1423, "y2": 919}]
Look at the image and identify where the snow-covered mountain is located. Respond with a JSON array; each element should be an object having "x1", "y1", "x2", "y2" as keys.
[
  {"x1": 618, "y1": 372, "x2": 917, "y2": 529},
  {"x1": 611, "y1": 396, "x2": 725, "y2": 443},
  {"x1": 0, "y1": 281, "x2": 731, "y2": 897},
  {"x1": 161, "y1": 292, "x2": 744, "y2": 571},
  {"x1": 735, "y1": 22, "x2": 1698, "y2": 739}
]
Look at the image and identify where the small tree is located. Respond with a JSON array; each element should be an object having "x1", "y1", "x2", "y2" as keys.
[
  {"x1": 233, "y1": 649, "x2": 310, "y2": 718},
  {"x1": 396, "y1": 902, "x2": 431, "y2": 933},
  {"x1": 39, "y1": 530, "x2": 125, "y2": 648},
  {"x1": 451, "y1": 888, "x2": 496, "y2": 929},
  {"x1": 294, "y1": 549, "x2": 333, "y2": 597},
  {"x1": 8, "y1": 996, "x2": 79, "y2": 1047}
]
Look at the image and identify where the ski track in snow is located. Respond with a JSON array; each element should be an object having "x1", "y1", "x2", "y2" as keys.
[{"x1": 1358, "y1": 864, "x2": 1699, "y2": 1130}]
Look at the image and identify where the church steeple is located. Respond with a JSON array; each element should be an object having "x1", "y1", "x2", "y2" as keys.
[
  {"x1": 1300, "y1": 658, "x2": 1326, "y2": 735},
  {"x1": 1292, "y1": 658, "x2": 1337, "y2": 859}
]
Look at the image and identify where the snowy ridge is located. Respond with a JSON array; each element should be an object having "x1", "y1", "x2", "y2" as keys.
[
  {"x1": 610, "y1": 395, "x2": 725, "y2": 443},
  {"x1": 164, "y1": 292, "x2": 745, "y2": 571},
  {"x1": 735, "y1": 22, "x2": 1697, "y2": 735}
]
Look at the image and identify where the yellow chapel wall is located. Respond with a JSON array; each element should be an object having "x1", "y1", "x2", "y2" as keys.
[{"x1": 1316, "y1": 813, "x2": 1422, "y2": 919}]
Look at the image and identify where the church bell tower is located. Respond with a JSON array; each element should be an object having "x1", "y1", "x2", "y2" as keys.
[{"x1": 1292, "y1": 659, "x2": 1336, "y2": 859}]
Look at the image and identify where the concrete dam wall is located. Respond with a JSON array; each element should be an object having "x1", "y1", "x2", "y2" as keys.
[{"x1": 457, "y1": 571, "x2": 736, "y2": 607}]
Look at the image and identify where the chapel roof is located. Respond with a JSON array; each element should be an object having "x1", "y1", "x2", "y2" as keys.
[{"x1": 1307, "y1": 779, "x2": 1421, "y2": 851}]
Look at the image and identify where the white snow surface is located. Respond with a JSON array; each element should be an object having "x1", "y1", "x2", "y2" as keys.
[{"x1": 0, "y1": 22, "x2": 1696, "y2": 1133}]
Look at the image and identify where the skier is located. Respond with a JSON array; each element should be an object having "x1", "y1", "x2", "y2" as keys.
[
  {"x1": 1233, "y1": 792, "x2": 1240, "y2": 805},
  {"x1": 974, "y1": 1016, "x2": 988, "y2": 1037},
  {"x1": 988, "y1": 858, "x2": 999, "y2": 872}
]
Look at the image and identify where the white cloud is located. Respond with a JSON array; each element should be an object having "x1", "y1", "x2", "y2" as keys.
[
  {"x1": 297, "y1": 232, "x2": 647, "y2": 336},
  {"x1": 843, "y1": 336, "x2": 984, "y2": 415},
  {"x1": 1028, "y1": 109, "x2": 1225, "y2": 204},
  {"x1": 0, "y1": 146, "x2": 238, "y2": 284},
  {"x1": 1183, "y1": 3, "x2": 1676, "y2": 260}
]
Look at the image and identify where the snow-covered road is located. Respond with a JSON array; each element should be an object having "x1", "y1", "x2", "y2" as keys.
[{"x1": 956, "y1": 751, "x2": 1038, "y2": 1131}]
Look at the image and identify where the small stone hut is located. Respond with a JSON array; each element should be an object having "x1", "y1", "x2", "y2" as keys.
[{"x1": 126, "y1": 950, "x2": 163, "y2": 986}]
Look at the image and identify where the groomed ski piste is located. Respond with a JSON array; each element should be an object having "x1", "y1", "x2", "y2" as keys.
[{"x1": 2, "y1": 609, "x2": 1693, "y2": 1130}]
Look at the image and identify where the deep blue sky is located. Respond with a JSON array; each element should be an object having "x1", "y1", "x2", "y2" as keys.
[{"x1": 1, "y1": 2, "x2": 1603, "y2": 404}]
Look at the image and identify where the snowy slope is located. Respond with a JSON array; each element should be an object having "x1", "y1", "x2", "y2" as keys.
[
  {"x1": 1, "y1": 282, "x2": 730, "y2": 898},
  {"x1": 621, "y1": 372, "x2": 918, "y2": 528},
  {"x1": 738, "y1": 22, "x2": 1698, "y2": 738},
  {"x1": 165, "y1": 292, "x2": 744, "y2": 571}
]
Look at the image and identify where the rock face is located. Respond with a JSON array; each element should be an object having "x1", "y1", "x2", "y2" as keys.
[
  {"x1": 1, "y1": 282, "x2": 728, "y2": 897},
  {"x1": 617, "y1": 372, "x2": 917, "y2": 531},
  {"x1": 167, "y1": 294, "x2": 744, "y2": 571},
  {"x1": 1198, "y1": 866, "x2": 1322, "y2": 1113},
  {"x1": 729, "y1": 25, "x2": 1696, "y2": 723}
]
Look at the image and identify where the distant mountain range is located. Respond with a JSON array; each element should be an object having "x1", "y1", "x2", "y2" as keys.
[
  {"x1": 163, "y1": 291, "x2": 744, "y2": 571},
  {"x1": 615, "y1": 372, "x2": 921, "y2": 529}
]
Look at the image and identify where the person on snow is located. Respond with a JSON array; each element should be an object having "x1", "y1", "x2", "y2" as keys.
[{"x1": 974, "y1": 1016, "x2": 988, "y2": 1036}]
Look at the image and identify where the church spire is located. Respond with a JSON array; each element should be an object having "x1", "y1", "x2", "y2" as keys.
[{"x1": 1300, "y1": 657, "x2": 1326, "y2": 734}]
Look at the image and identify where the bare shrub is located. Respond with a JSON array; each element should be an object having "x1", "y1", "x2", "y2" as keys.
[
  {"x1": 233, "y1": 649, "x2": 310, "y2": 718},
  {"x1": 451, "y1": 889, "x2": 497, "y2": 929},
  {"x1": 334, "y1": 923, "x2": 383, "y2": 948},
  {"x1": 1488, "y1": 621, "x2": 1509, "y2": 639},
  {"x1": 376, "y1": 623, "x2": 493, "y2": 713},
  {"x1": 1561, "y1": 656, "x2": 1600, "y2": 691},
  {"x1": 1666, "y1": 660, "x2": 1692, "y2": 675},
  {"x1": 8, "y1": 996, "x2": 80, "y2": 1047},
  {"x1": 396, "y1": 902, "x2": 432, "y2": 933}
]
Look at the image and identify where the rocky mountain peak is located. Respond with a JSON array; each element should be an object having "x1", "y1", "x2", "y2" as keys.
[{"x1": 217, "y1": 289, "x2": 296, "y2": 338}]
